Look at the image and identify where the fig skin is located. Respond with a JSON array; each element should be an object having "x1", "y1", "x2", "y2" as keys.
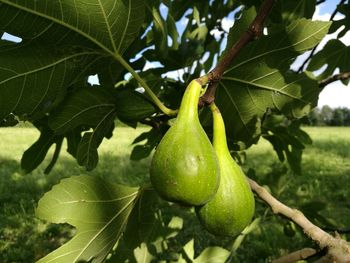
[
  {"x1": 196, "y1": 103, "x2": 255, "y2": 237},
  {"x1": 150, "y1": 80, "x2": 220, "y2": 206}
]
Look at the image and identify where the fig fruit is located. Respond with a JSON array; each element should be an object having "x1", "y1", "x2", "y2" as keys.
[
  {"x1": 150, "y1": 80, "x2": 220, "y2": 206},
  {"x1": 196, "y1": 103, "x2": 255, "y2": 236}
]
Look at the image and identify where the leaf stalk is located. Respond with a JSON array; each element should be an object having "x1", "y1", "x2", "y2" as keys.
[{"x1": 112, "y1": 53, "x2": 178, "y2": 116}]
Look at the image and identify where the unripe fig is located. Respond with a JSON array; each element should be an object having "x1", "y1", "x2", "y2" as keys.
[
  {"x1": 196, "y1": 103, "x2": 255, "y2": 236},
  {"x1": 150, "y1": 80, "x2": 220, "y2": 206}
]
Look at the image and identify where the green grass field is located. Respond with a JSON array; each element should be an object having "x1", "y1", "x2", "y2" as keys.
[{"x1": 0, "y1": 126, "x2": 349, "y2": 262}]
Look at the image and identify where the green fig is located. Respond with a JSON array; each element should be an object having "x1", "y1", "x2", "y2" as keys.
[
  {"x1": 196, "y1": 103, "x2": 255, "y2": 236},
  {"x1": 150, "y1": 80, "x2": 220, "y2": 206}
]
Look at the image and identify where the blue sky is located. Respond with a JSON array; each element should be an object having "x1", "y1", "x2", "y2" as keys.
[
  {"x1": 1, "y1": 1, "x2": 349, "y2": 108},
  {"x1": 319, "y1": 0, "x2": 338, "y2": 14}
]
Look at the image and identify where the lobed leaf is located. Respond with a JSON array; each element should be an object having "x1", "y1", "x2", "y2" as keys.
[
  {"x1": 0, "y1": 0, "x2": 145, "y2": 54},
  {"x1": 329, "y1": 3, "x2": 350, "y2": 38},
  {"x1": 0, "y1": 41, "x2": 97, "y2": 121},
  {"x1": 115, "y1": 88, "x2": 157, "y2": 125},
  {"x1": 270, "y1": 0, "x2": 316, "y2": 25},
  {"x1": 307, "y1": 39, "x2": 350, "y2": 84},
  {"x1": 213, "y1": 18, "x2": 331, "y2": 147},
  {"x1": 109, "y1": 189, "x2": 161, "y2": 262},
  {"x1": 21, "y1": 126, "x2": 63, "y2": 174},
  {"x1": 77, "y1": 110, "x2": 116, "y2": 171},
  {"x1": 49, "y1": 88, "x2": 116, "y2": 134},
  {"x1": 0, "y1": 0, "x2": 145, "y2": 121},
  {"x1": 36, "y1": 175, "x2": 141, "y2": 263}
]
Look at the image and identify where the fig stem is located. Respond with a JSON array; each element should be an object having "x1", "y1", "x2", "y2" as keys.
[
  {"x1": 177, "y1": 80, "x2": 203, "y2": 122},
  {"x1": 210, "y1": 103, "x2": 230, "y2": 156}
]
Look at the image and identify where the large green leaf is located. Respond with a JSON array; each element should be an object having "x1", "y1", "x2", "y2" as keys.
[
  {"x1": 223, "y1": 7, "x2": 256, "y2": 59},
  {"x1": 36, "y1": 175, "x2": 141, "y2": 263},
  {"x1": 49, "y1": 88, "x2": 116, "y2": 134},
  {"x1": 109, "y1": 189, "x2": 160, "y2": 262},
  {"x1": 0, "y1": 0, "x2": 145, "y2": 53},
  {"x1": 270, "y1": 0, "x2": 316, "y2": 25},
  {"x1": 307, "y1": 39, "x2": 350, "y2": 84},
  {"x1": 215, "y1": 19, "x2": 331, "y2": 146},
  {"x1": 0, "y1": 41, "x2": 97, "y2": 121},
  {"x1": 114, "y1": 88, "x2": 157, "y2": 125},
  {"x1": 0, "y1": 0, "x2": 145, "y2": 121}
]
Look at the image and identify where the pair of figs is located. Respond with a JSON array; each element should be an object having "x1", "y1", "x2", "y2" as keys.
[{"x1": 150, "y1": 80, "x2": 255, "y2": 236}]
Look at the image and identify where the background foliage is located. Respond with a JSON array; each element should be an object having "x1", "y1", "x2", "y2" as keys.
[{"x1": 307, "y1": 106, "x2": 350, "y2": 126}]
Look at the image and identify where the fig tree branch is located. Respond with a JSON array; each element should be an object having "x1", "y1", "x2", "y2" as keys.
[
  {"x1": 199, "y1": 0, "x2": 275, "y2": 106},
  {"x1": 319, "y1": 70, "x2": 350, "y2": 88},
  {"x1": 271, "y1": 248, "x2": 317, "y2": 263},
  {"x1": 297, "y1": 0, "x2": 346, "y2": 73},
  {"x1": 248, "y1": 177, "x2": 350, "y2": 262}
]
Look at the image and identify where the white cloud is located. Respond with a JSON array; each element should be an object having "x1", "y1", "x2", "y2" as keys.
[
  {"x1": 318, "y1": 81, "x2": 350, "y2": 108},
  {"x1": 162, "y1": 69, "x2": 185, "y2": 80},
  {"x1": 143, "y1": 61, "x2": 163, "y2": 71},
  {"x1": 221, "y1": 17, "x2": 234, "y2": 32},
  {"x1": 210, "y1": 17, "x2": 234, "y2": 39},
  {"x1": 339, "y1": 30, "x2": 350, "y2": 45},
  {"x1": 312, "y1": 5, "x2": 344, "y2": 21},
  {"x1": 210, "y1": 28, "x2": 222, "y2": 39}
]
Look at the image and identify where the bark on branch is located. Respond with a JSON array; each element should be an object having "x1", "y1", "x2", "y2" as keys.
[
  {"x1": 319, "y1": 71, "x2": 350, "y2": 88},
  {"x1": 199, "y1": 0, "x2": 275, "y2": 106},
  {"x1": 248, "y1": 178, "x2": 350, "y2": 262}
]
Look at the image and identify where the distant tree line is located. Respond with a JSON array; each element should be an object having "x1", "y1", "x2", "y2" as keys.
[{"x1": 305, "y1": 106, "x2": 350, "y2": 126}]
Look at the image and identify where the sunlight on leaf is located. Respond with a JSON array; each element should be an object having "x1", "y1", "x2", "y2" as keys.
[
  {"x1": 0, "y1": 0, "x2": 145, "y2": 121},
  {"x1": 183, "y1": 239, "x2": 230, "y2": 263},
  {"x1": 215, "y1": 18, "x2": 331, "y2": 147},
  {"x1": 36, "y1": 175, "x2": 141, "y2": 263}
]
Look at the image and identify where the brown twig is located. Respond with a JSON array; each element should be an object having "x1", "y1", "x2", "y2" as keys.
[
  {"x1": 297, "y1": 0, "x2": 346, "y2": 73},
  {"x1": 248, "y1": 177, "x2": 350, "y2": 262},
  {"x1": 272, "y1": 248, "x2": 317, "y2": 263},
  {"x1": 319, "y1": 71, "x2": 350, "y2": 88},
  {"x1": 199, "y1": 0, "x2": 276, "y2": 107}
]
